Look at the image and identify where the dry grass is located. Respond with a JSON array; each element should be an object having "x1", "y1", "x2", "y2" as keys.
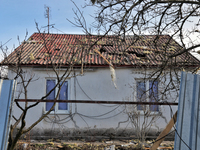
[{"x1": 14, "y1": 139, "x2": 174, "y2": 150}]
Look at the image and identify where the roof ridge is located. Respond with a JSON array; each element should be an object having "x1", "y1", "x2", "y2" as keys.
[
  {"x1": 32, "y1": 32, "x2": 170, "y2": 36},
  {"x1": 2, "y1": 33, "x2": 199, "y2": 68},
  {"x1": 31, "y1": 32, "x2": 119, "y2": 36}
]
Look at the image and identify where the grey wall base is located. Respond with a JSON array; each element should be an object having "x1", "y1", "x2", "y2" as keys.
[{"x1": 15, "y1": 128, "x2": 175, "y2": 141}]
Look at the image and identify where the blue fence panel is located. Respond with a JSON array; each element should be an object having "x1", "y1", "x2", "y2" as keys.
[
  {"x1": 175, "y1": 72, "x2": 200, "y2": 150},
  {"x1": 0, "y1": 80, "x2": 16, "y2": 150}
]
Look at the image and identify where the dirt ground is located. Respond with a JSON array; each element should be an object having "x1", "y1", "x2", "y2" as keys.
[{"x1": 15, "y1": 139, "x2": 174, "y2": 150}]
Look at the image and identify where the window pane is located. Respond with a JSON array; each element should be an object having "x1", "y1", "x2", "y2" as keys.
[
  {"x1": 59, "y1": 81, "x2": 68, "y2": 110},
  {"x1": 149, "y1": 80, "x2": 159, "y2": 111},
  {"x1": 46, "y1": 80, "x2": 55, "y2": 111},
  {"x1": 137, "y1": 81, "x2": 146, "y2": 110}
]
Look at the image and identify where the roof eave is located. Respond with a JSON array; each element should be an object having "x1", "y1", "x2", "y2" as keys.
[{"x1": 4, "y1": 63, "x2": 200, "y2": 69}]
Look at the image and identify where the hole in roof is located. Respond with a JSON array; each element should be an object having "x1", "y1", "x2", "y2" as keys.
[
  {"x1": 36, "y1": 57, "x2": 42, "y2": 60},
  {"x1": 126, "y1": 51, "x2": 146, "y2": 58},
  {"x1": 135, "y1": 53, "x2": 146, "y2": 58},
  {"x1": 127, "y1": 51, "x2": 135, "y2": 54},
  {"x1": 100, "y1": 48, "x2": 106, "y2": 53},
  {"x1": 55, "y1": 48, "x2": 60, "y2": 51},
  {"x1": 108, "y1": 52, "x2": 116, "y2": 55}
]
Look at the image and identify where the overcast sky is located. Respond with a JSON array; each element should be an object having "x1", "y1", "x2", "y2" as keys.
[{"x1": 0, "y1": 0, "x2": 95, "y2": 56}]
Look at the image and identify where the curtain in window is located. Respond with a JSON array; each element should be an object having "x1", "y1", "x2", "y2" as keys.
[
  {"x1": 137, "y1": 81, "x2": 146, "y2": 110},
  {"x1": 46, "y1": 80, "x2": 55, "y2": 111},
  {"x1": 149, "y1": 80, "x2": 159, "y2": 111},
  {"x1": 59, "y1": 81, "x2": 68, "y2": 110}
]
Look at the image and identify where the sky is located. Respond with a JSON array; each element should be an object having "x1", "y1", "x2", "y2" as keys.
[
  {"x1": 1, "y1": 0, "x2": 200, "y2": 61},
  {"x1": 0, "y1": 0, "x2": 95, "y2": 55}
]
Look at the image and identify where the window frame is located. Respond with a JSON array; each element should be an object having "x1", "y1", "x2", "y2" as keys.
[
  {"x1": 135, "y1": 79, "x2": 159, "y2": 112},
  {"x1": 45, "y1": 78, "x2": 71, "y2": 114}
]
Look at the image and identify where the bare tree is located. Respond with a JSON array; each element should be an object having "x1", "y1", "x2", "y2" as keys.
[
  {"x1": 1, "y1": 27, "x2": 118, "y2": 149},
  {"x1": 2, "y1": 0, "x2": 200, "y2": 148},
  {"x1": 4, "y1": 32, "x2": 80, "y2": 149},
  {"x1": 72, "y1": 0, "x2": 200, "y2": 95},
  {"x1": 74, "y1": 0, "x2": 200, "y2": 144}
]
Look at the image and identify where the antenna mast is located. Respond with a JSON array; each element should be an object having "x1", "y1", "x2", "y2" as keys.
[
  {"x1": 44, "y1": 5, "x2": 55, "y2": 34},
  {"x1": 45, "y1": 6, "x2": 50, "y2": 34}
]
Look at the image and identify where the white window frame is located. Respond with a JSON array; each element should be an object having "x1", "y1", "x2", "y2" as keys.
[
  {"x1": 44, "y1": 78, "x2": 71, "y2": 114},
  {"x1": 135, "y1": 79, "x2": 160, "y2": 113}
]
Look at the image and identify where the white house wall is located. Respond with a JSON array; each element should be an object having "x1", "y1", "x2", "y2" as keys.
[{"x1": 8, "y1": 67, "x2": 178, "y2": 138}]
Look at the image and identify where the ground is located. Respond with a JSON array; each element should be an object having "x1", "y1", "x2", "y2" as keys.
[{"x1": 15, "y1": 139, "x2": 174, "y2": 150}]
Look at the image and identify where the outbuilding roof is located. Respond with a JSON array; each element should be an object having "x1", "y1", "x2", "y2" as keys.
[{"x1": 1, "y1": 33, "x2": 200, "y2": 68}]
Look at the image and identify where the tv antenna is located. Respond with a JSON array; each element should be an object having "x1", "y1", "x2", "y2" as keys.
[{"x1": 43, "y1": 6, "x2": 55, "y2": 33}]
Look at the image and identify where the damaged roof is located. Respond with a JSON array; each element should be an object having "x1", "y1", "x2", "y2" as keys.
[{"x1": 1, "y1": 33, "x2": 200, "y2": 68}]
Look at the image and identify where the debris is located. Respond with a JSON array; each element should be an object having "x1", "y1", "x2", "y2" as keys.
[
  {"x1": 104, "y1": 145, "x2": 115, "y2": 150},
  {"x1": 57, "y1": 144, "x2": 63, "y2": 148},
  {"x1": 29, "y1": 53, "x2": 35, "y2": 60},
  {"x1": 105, "y1": 141, "x2": 113, "y2": 144},
  {"x1": 16, "y1": 139, "x2": 174, "y2": 150},
  {"x1": 22, "y1": 143, "x2": 28, "y2": 150},
  {"x1": 44, "y1": 53, "x2": 49, "y2": 57},
  {"x1": 109, "y1": 64, "x2": 117, "y2": 89}
]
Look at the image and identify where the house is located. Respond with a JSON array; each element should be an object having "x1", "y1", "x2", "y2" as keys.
[{"x1": 1, "y1": 33, "x2": 200, "y2": 139}]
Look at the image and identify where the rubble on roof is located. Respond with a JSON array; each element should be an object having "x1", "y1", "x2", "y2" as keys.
[{"x1": 1, "y1": 33, "x2": 199, "y2": 68}]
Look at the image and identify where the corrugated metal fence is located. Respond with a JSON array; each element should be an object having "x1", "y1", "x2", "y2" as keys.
[
  {"x1": 1, "y1": 73, "x2": 200, "y2": 149},
  {"x1": 175, "y1": 72, "x2": 200, "y2": 150},
  {"x1": 0, "y1": 80, "x2": 16, "y2": 150}
]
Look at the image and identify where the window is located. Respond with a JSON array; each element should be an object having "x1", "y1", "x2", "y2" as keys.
[
  {"x1": 137, "y1": 81, "x2": 146, "y2": 110},
  {"x1": 149, "y1": 80, "x2": 159, "y2": 111},
  {"x1": 136, "y1": 80, "x2": 159, "y2": 111},
  {"x1": 46, "y1": 79, "x2": 69, "y2": 113}
]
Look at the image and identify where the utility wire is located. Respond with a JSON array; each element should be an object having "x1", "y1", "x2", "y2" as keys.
[
  {"x1": 39, "y1": 27, "x2": 191, "y2": 147},
  {"x1": 75, "y1": 76, "x2": 119, "y2": 107},
  {"x1": 77, "y1": 107, "x2": 125, "y2": 120}
]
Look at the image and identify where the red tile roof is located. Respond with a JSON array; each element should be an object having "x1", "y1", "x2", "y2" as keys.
[{"x1": 1, "y1": 33, "x2": 200, "y2": 68}]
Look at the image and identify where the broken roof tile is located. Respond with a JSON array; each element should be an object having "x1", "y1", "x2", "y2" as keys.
[{"x1": 1, "y1": 33, "x2": 200, "y2": 68}]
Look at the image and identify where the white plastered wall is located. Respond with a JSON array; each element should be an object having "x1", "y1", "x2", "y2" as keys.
[{"x1": 8, "y1": 66, "x2": 178, "y2": 133}]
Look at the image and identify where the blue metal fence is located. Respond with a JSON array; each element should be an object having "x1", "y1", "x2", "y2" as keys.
[
  {"x1": 0, "y1": 80, "x2": 16, "y2": 150},
  {"x1": 175, "y1": 72, "x2": 200, "y2": 150}
]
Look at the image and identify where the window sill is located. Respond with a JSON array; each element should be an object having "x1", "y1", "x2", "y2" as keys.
[
  {"x1": 136, "y1": 110, "x2": 161, "y2": 116},
  {"x1": 44, "y1": 110, "x2": 70, "y2": 115}
]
